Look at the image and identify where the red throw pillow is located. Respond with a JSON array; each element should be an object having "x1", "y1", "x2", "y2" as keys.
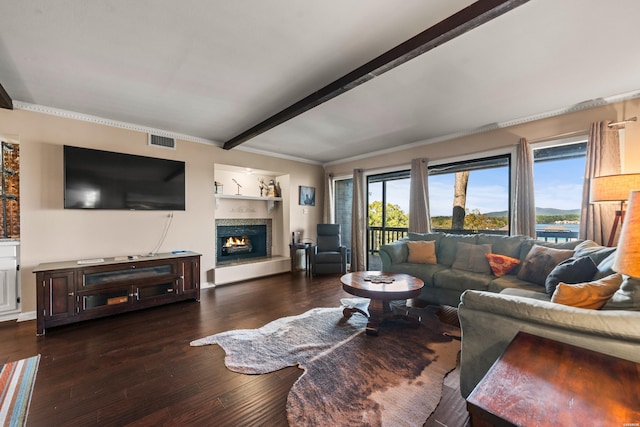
[{"x1": 485, "y1": 253, "x2": 521, "y2": 277}]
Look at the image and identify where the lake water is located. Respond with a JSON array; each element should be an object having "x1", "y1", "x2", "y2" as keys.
[{"x1": 536, "y1": 223, "x2": 579, "y2": 232}]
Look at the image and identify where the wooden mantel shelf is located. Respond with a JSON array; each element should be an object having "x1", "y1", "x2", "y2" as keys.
[{"x1": 214, "y1": 194, "x2": 282, "y2": 213}]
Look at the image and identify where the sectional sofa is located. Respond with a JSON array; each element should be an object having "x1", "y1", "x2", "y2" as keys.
[
  {"x1": 379, "y1": 232, "x2": 640, "y2": 397},
  {"x1": 379, "y1": 232, "x2": 588, "y2": 307}
]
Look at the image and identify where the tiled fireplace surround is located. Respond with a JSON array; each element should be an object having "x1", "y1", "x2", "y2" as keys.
[{"x1": 215, "y1": 218, "x2": 272, "y2": 266}]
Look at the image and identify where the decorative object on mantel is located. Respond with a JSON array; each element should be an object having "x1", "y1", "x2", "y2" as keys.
[
  {"x1": 258, "y1": 178, "x2": 267, "y2": 196},
  {"x1": 299, "y1": 185, "x2": 316, "y2": 206},
  {"x1": 214, "y1": 181, "x2": 223, "y2": 194},
  {"x1": 275, "y1": 181, "x2": 282, "y2": 197},
  {"x1": 266, "y1": 179, "x2": 276, "y2": 197},
  {"x1": 231, "y1": 178, "x2": 242, "y2": 195}
]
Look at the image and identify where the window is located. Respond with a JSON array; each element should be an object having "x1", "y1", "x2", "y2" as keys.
[
  {"x1": 428, "y1": 155, "x2": 511, "y2": 234},
  {"x1": 367, "y1": 171, "x2": 411, "y2": 269},
  {"x1": 532, "y1": 140, "x2": 586, "y2": 241},
  {"x1": 334, "y1": 178, "x2": 353, "y2": 264}
]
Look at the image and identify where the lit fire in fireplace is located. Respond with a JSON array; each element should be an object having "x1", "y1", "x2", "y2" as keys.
[
  {"x1": 222, "y1": 235, "x2": 253, "y2": 254},
  {"x1": 225, "y1": 236, "x2": 248, "y2": 247}
]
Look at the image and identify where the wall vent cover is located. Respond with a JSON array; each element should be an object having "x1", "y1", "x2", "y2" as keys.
[{"x1": 148, "y1": 134, "x2": 176, "y2": 150}]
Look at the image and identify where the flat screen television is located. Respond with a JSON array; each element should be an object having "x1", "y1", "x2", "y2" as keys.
[{"x1": 64, "y1": 145, "x2": 186, "y2": 210}]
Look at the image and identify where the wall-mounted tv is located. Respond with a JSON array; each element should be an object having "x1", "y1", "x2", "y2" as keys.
[{"x1": 64, "y1": 146, "x2": 186, "y2": 210}]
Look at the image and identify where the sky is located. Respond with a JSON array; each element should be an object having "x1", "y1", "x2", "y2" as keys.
[{"x1": 370, "y1": 157, "x2": 586, "y2": 217}]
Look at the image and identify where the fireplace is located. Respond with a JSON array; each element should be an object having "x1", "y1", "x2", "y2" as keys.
[{"x1": 215, "y1": 219, "x2": 271, "y2": 265}]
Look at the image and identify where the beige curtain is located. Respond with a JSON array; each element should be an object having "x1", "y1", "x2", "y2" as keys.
[
  {"x1": 350, "y1": 169, "x2": 366, "y2": 272},
  {"x1": 580, "y1": 121, "x2": 621, "y2": 245},
  {"x1": 409, "y1": 158, "x2": 431, "y2": 233},
  {"x1": 322, "y1": 172, "x2": 334, "y2": 224},
  {"x1": 513, "y1": 138, "x2": 536, "y2": 237}
]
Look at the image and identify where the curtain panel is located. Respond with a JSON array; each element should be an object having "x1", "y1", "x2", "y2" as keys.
[
  {"x1": 323, "y1": 172, "x2": 334, "y2": 224},
  {"x1": 579, "y1": 121, "x2": 621, "y2": 245},
  {"x1": 513, "y1": 138, "x2": 536, "y2": 237},
  {"x1": 350, "y1": 169, "x2": 366, "y2": 272},
  {"x1": 409, "y1": 158, "x2": 431, "y2": 233}
]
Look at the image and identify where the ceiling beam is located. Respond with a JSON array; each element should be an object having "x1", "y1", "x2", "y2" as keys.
[
  {"x1": 223, "y1": 0, "x2": 529, "y2": 150},
  {"x1": 0, "y1": 82, "x2": 13, "y2": 110}
]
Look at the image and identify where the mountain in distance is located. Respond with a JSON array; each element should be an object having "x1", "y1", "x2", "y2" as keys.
[{"x1": 485, "y1": 207, "x2": 580, "y2": 217}]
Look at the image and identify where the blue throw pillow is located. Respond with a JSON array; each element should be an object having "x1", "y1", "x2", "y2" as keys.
[{"x1": 545, "y1": 256, "x2": 598, "y2": 295}]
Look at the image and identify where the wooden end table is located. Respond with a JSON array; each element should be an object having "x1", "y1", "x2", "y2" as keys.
[
  {"x1": 289, "y1": 242, "x2": 311, "y2": 276},
  {"x1": 340, "y1": 271, "x2": 424, "y2": 336},
  {"x1": 466, "y1": 331, "x2": 640, "y2": 426}
]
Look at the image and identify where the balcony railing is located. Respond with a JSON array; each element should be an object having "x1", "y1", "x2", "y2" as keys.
[
  {"x1": 367, "y1": 226, "x2": 579, "y2": 256},
  {"x1": 535, "y1": 229, "x2": 579, "y2": 243},
  {"x1": 368, "y1": 227, "x2": 409, "y2": 255}
]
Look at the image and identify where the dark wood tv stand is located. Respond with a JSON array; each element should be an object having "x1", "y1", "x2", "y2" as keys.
[{"x1": 34, "y1": 251, "x2": 201, "y2": 335}]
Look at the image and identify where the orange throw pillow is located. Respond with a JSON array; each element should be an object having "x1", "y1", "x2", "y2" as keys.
[
  {"x1": 406, "y1": 240, "x2": 437, "y2": 264},
  {"x1": 485, "y1": 253, "x2": 521, "y2": 277},
  {"x1": 551, "y1": 273, "x2": 623, "y2": 309}
]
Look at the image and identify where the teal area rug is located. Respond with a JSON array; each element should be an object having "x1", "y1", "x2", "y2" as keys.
[
  {"x1": 0, "y1": 354, "x2": 40, "y2": 427},
  {"x1": 191, "y1": 299, "x2": 460, "y2": 426}
]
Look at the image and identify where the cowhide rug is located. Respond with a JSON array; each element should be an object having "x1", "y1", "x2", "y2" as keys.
[{"x1": 190, "y1": 299, "x2": 460, "y2": 427}]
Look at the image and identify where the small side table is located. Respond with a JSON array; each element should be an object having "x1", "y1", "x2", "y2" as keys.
[
  {"x1": 466, "y1": 332, "x2": 640, "y2": 426},
  {"x1": 289, "y1": 243, "x2": 311, "y2": 276}
]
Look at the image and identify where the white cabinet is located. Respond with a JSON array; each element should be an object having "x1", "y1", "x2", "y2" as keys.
[{"x1": 0, "y1": 241, "x2": 19, "y2": 320}]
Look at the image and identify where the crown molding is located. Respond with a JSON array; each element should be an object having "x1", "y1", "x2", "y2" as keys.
[
  {"x1": 324, "y1": 89, "x2": 640, "y2": 167},
  {"x1": 13, "y1": 101, "x2": 223, "y2": 147},
  {"x1": 13, "y1": 101, "x2": 323, "y2": 165}
]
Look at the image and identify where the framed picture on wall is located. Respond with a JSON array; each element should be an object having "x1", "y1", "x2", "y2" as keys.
[{"x1": 299, "y1": 186, "x2": 316, "y2": 206}]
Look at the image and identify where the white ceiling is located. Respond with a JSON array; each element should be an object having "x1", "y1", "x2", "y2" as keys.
[{"x1": 2, "y1": 0, "x2": 640, "y2": 165}]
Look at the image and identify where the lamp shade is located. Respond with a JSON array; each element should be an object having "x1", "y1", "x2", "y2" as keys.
[
  {"x1": 613, "y1": 190, "x2": 640, "y2": 277},
  {"x1": 590, "y1": 173, "x2": 640, "y2": 203}
]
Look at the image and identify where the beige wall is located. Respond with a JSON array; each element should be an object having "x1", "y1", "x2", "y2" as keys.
[
  {"x1": 325, "y1": 98, "x2": 640, "y2": 176},
  {"x1": 3, "y1": 97, "x2": 640, "y2": 316},
  {"x1": 0, "y1": 108, "x2": 325, "y2": 315}
]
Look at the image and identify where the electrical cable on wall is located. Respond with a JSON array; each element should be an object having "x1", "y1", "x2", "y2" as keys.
[{"x1": 149, "y1": 212, "x2": 174, "y2": 256}]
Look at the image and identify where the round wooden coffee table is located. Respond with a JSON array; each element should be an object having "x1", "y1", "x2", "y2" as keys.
[{"x1": 341, "y1": 271, "x2": 424, "y2": 336}]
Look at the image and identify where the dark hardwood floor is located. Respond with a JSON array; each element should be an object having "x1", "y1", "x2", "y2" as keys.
[{"x1": 1, "y1": 272, "x2": 469, "y2": 426}]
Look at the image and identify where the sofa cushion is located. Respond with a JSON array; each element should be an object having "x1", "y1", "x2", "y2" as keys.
[
  {"x1": 382, "y1": 240, "x2": 408, "y2": 265},
  {"x1": 544, "y1": 256, "x2": 598, "y2": 295},
  {"x1": 406, "y1": 240, "x2": 437, "y2": 264},
  {"x1": 517, "y1": 244, "x2": 574, "y2": 286},
  {"x1": 433, "y1": 268, "x2": 492, "y2": 293},
  {"x1": 593, "y1": 251, "x2": 617, "y2": 280},
  {"x1": 551, "y1": 273, "x2": 623, "y2": 309},
  {"x1": 488, "y1": 275, "x2": 549, "y2": 294},
  {"x1": 437, "y1": 234, "x2": 479, "y2": 267},
  {"x1": 478, "y1": 234, "x2": 528, "y2": 259},
  {"x1": 408, "y1": 231, "x2": 444, "y2": 243},
  {"x1": 518, "y1": 239, "x2": 581, "y2": 260},
  {"x1": 385, "y1": 262, "x2": 448, "y2": 288},
  {"x1": 573, "y1": 240, "x2": 616, "y2": 265},
  {"x1": 452, "y1": 242, "x2": 492, "y2": 274},
  {"x1": 499, "y1": 288, "x2": 552, "y2": 302},
  {"x1": 485, "y1": 254, "x2": 521, "y2": 277}
]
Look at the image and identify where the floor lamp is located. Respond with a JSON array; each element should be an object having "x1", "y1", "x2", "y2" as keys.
[
  {"x1": 590, "y1": 173, "x2": 640, "y2": 247},
  {"x1": 613, "y1": 190, "x2": 640, "y2": 297}
]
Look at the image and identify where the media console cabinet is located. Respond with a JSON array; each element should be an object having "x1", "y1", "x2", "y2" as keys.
[{"x1": 34, "y1": 251, "x2": 201, "y2": 335}]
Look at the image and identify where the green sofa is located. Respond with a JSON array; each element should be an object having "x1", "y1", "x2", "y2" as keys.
[
  {"x1": 458, "y1": 286, "x2": 640, "y2": 398},
  {"x1": 379, "y1": 232, "x2": 584, "y2": 307},
  {"x1": 380, "y1": 231, "x2": 640, "y2": 399}
]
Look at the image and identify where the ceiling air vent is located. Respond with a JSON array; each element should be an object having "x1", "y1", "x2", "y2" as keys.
[{"x1": 148, "y1": 134, "x2": 176, "y2": 150}]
